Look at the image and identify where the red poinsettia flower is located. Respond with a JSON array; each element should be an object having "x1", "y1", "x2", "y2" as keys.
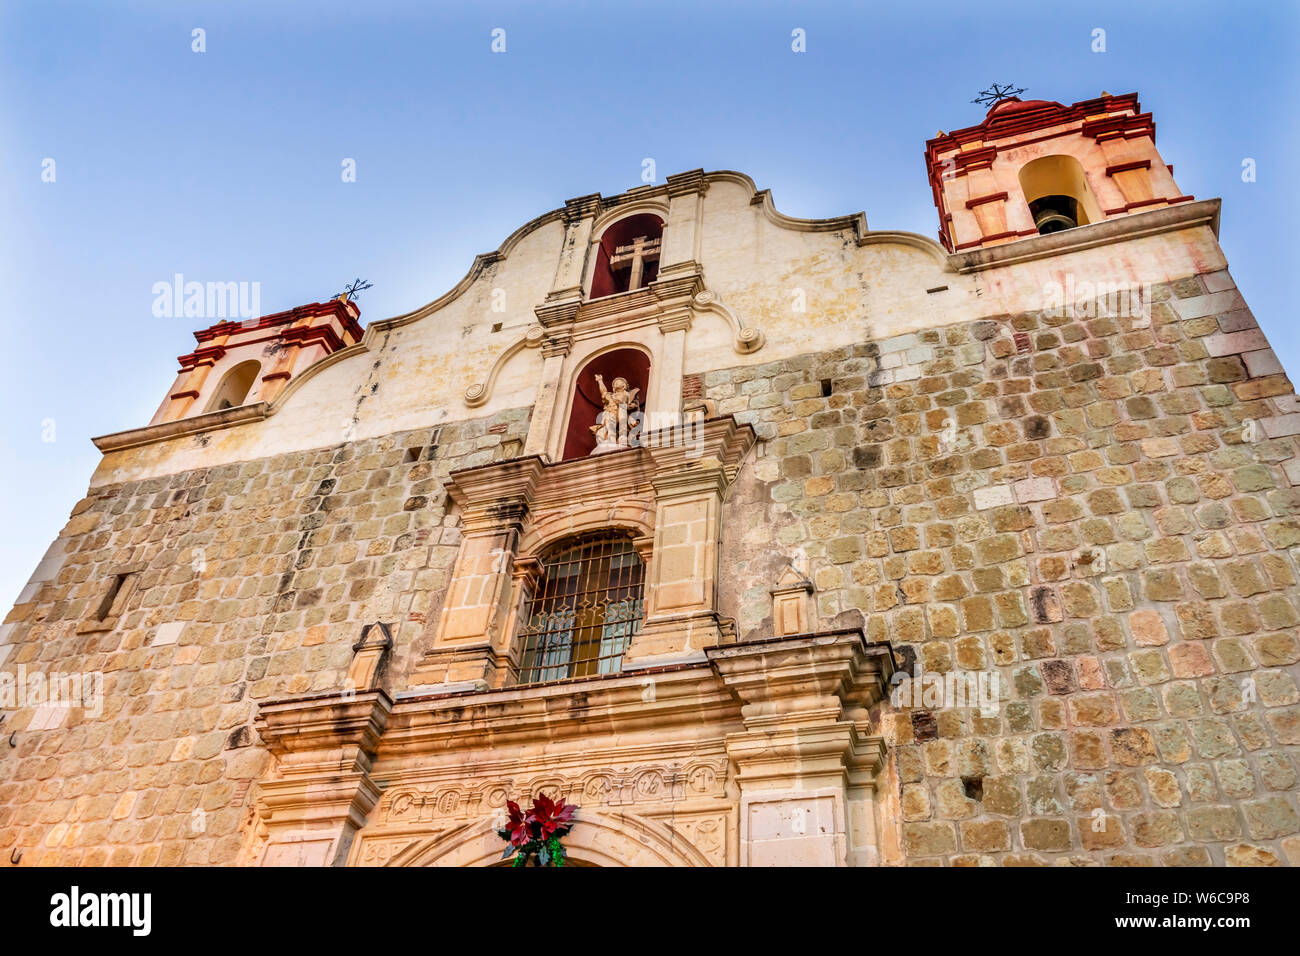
[
  {"x1": 504, "y1": 799, "x2": 532, "y2": 847},
  {"x1": 527, "y1": 793, "x2": 576, "y2": 839}
]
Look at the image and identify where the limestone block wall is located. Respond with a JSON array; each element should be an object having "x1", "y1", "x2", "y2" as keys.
[
  {"x1": 0, "y1": 407, "x2": 530, "y2": 865},
  {"x1": 3, "y1": 258, "x2": 1298, "y2": 867},
  {"x1": 713, "y1": 267, "x2": 1300, "y2": 866}
]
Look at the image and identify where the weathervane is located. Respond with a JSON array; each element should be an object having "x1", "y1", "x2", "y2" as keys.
[
  {"x1": 334, "y1": 277, "x2": 372, "y2": 302},
  {"x1": 972, "y1": 83, "x2": 1026, "y2": 108}
]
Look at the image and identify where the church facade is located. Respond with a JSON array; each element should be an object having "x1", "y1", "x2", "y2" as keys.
[{"x1": 3, "y1": 92, "x2": 1299, "y2": 866}]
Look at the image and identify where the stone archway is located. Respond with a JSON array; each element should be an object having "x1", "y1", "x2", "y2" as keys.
[{"x1": 381, "y1": 809, "x2": 714, "y2": 867}]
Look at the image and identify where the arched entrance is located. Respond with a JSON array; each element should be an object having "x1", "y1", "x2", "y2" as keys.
[{"x1": 374, "y1": 810, "x2": 714, "y2": 867}]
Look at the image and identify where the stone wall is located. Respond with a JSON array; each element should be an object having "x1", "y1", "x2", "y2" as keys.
[
  {"x1": 4, "y1": 263, "x2": 1299, "y2": 867},
  {"x1": 713, "y1": 268, "x2": 1300, "y2": 865},
  {"x1": 0, "y1": 407, "x2": 530, "y2": 865}
]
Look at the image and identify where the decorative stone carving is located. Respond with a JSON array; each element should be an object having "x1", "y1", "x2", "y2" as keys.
[
  {"x1": 692, "y1": 290, "x2": 765, "y2": 354},
  {"x1": 662, "y1": 812, "x2": 729, "y2": 866},
  {"x1": 355, "y1": 808, "x2": 716, "y2": 867},
  {"x1": 377, "y1": 756, "x2": 730, "y2": 826},
  {"x1": 589, "y1": 374, "x2": 642, "y2": 454},
  {"x1": 464, "y1": 324, "x2": 546, "y2": 407}
]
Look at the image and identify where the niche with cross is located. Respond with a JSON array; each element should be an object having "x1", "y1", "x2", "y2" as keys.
[{"x1": 589, "y1": 214, "x2": 663, "y2": 298}]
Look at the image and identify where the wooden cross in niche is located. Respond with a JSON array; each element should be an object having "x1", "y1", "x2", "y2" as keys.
[{"x1": 608, "y1": 235, "x2": 661, "y2": 291}]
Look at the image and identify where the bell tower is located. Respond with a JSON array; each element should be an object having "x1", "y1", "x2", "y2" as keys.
[
  {"x1": 925, "y1": 92, "x2": 1196, "y2": 252},
  {"x1": 149, "y1": 297, "x2": 363, "y2": 425}
]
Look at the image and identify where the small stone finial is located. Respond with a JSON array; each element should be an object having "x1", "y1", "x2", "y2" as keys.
[
  {"x1": 346, "y1": 621, "x2": 394, "y2": 692},
  {"x1": 770, "y1": 563, "x2": 814, "y2": 637}
]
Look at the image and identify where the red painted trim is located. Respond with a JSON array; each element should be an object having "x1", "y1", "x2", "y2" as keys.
[
  {"x1": 279, "y1": 325, "x2": 347, "y2": 351},
  {"x1": 170, "y1": 389, "x2": 200, "y2": 401},
  {"x1": 924, "y1": 93, "x2": 1150, "y2": 234},
  {"x1": 260, "y1": 370, "x2": 292, "y2": 382},
  {"x1": 1102, "y1": 196, "x2": 1194, "y2": 216},
  {"x1": 176, "y1": 300, "x2": 362, "y2": 372},
  {"x1": 1105, "y1": 159, "x2": 1152, "y2": 177},
  {"x1": 965, "y1": 191, "x2": 1009, "y2": 209},
  {"x1": 192, "y1": 300, "x2": 362, "y2": 344},
  {"x1": 176, "y1": 346, "x2": 225, "y2": 370},
  {"x1": 927, "y1": 94, "x2": 1141, "y2": 156},
  {"x1": 1083, "y1": 113, "x2": 1155, "y2": 142},
  {"x1": 954, "y1": 228, "x2": 1036, "y2": 250}
]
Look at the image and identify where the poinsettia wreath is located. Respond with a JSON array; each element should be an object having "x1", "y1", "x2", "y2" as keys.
[{"x1": 496, "y1": 793, "x2": 577, "y2": 867}]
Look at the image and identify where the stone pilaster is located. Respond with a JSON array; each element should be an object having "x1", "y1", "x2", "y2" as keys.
[
  {"x1": 416, "y1": 498, "x2": 528, "y2": 689},
  {"x1": 523, "y1": 299, "x2": 578, "y2": 458},
  {"x1": 622, "y1": 463, "x2": 727, "y2": 667},
  {"x1": 622, "y1": 417, "x2": 755, "y2": 669},
  {"x1": 707, "y1": 631, "x2": 893, "y2": 866},
  {"x1": 253, "y1": 690, "x2": 391, "y2": 867},
  {"x1": 551, "y1": 193, "x2": 602, "y2": 300},
  {"x1": 659, "y1": 169, "x2": 709, "y2": 280},
  {"x1": 647, "y1": 268, "x2": 704, "y2": 429}
]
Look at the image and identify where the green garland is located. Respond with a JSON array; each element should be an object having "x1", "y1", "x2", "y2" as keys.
[{"x1": 507, "y1": 834, "x2": 567, "y2": 867}]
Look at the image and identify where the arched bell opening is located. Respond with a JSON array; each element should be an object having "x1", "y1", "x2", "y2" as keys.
[
  {"x1": 204, "y1": 359, "x2": 262, "y2": 412},
  {"x1": 589, "y1": 214, "x2": 663, "y2": 299},
  {"x1": 1018, "y1": 154, "x2": 1102, "y2": 235}
]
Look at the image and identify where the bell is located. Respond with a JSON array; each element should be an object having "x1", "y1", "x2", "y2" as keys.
[{"x1": 1029, "y1": 195, "x2": 1080, "y2": 235}]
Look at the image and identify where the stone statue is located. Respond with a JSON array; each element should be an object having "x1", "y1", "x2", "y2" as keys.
[{"x1": 590, "y1": 374, "x2": 642, "y2": 454}]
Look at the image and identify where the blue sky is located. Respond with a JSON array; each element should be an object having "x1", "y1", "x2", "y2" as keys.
[{"x1": 2, "y1": 0, "x2": 1297, "y2": 606}]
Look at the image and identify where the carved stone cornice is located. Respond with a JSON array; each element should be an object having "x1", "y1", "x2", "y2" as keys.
[
  {"x1": 723, "y1": 721, "x2": 888, "y2": 792},
  {"x1": 533, "y1": 298, "x2": 580, "y2": 359},
  {"x1": 444, "y1": 456, "x2": 545, "y2": 518},
  {"x1": 445, "y1": 416, "x2": 756, "y2": 511},
  {"x1": 388, "y1": 663, "x2": 737, "y2": 755},
  {"x1": 249, "y1": 688, "x2": 393, "y2": 863},
  {"x1": 255, "y1": 689, "x2": 392, "y2": 777},
  {"x1": 257, "y1": 773, "x2": 382, "y2": 833},
  {"x1": 459, "y1": 496, "x2": 530, "y2": 535},
  {"x1": 563, "y1": 193, "x2": 603, "y2": 220},
  {"x1": 947, "y1": 197, "x2": 1220, "y2": 274},
  {"x1": 665, "y1": 168, "x2": 711, "y2": 198},
  {"x1": 708, "y1": 630, "x2": 893, "y2": 797},
  {"x1": 706, "y1": 629, "x2": 895, "y2": 729},
  {"x1": 649, "y1": 461, "x2": 728, "y2": 501},
  {"x1": 643, "y1": 416, "x2": 757, "y2": 483},
  {"x1": 534, "y1": 297, "x2": 582, "y2": 328},
  {"x1": 574, "y1": 287, "x2": 657, "y2": 323},
  {"x1": 656, "y1": 306, "x2": 692, "y2": 335},
  {"x1": 649, "y1": 268, "x2": 705, "y2": 307},
  {"x1": 92, "y1": 402, "x2": 269, "y2": 453}
]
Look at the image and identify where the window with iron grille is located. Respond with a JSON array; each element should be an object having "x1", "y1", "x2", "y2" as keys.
[{"x1": 516, "y1": 531, "x2": 645, "y2": 684}]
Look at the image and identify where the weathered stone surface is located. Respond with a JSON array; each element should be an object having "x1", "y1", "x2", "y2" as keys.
[{"x1": 6, "y1": 225, "x2": 1298, "y2": 870}]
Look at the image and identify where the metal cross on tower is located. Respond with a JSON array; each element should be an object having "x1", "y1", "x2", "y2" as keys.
[
  {"x1": 971, "y1": 83, "x2": 1026, "y2": 107},
  {"x1": 334, "y1": 278, "x2": 373, "y2": 302}
]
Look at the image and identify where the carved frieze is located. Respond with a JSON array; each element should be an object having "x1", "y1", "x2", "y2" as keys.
[{"x1": 377, "y1": 756, "x2": 728, "y2": 826}]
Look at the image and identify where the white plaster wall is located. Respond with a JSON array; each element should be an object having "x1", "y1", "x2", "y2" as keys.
[{"x1": 90, "y1": 173, "x2": 1226, "y2": 489}]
